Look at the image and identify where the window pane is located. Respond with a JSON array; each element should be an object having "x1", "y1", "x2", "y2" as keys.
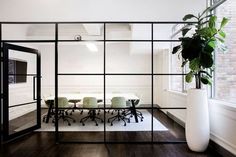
[
  {"x1": 214, "y1": 1, "x2": 236, "y2": 103},
  {"x1": 170, "y1": 42, "x2": 183, "y2": 92}
]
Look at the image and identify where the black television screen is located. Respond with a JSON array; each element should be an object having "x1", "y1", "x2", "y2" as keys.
[{"x1": 9, "y1": 59, "x2": 27, "y2": 84}]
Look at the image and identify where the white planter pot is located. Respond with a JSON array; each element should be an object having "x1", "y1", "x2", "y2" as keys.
[{"x1": 186, "y1": 88, "x2": 210, "y2": 152}]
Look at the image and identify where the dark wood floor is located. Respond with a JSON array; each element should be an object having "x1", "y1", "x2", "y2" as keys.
[
  {"x1": 0, "y1": 132, "x2": 221, "y2": 157},
  {"x1": 1, "y1": 109, "x2": 222, "y2": 157}
]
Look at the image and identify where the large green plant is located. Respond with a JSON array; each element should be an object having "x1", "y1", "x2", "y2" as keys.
[{"x1": 172, "y1": 8, "x2": 229, "y2": 89}]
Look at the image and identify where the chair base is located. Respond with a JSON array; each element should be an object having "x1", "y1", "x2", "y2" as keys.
[
  {"x1": 108, "y1": 110, "x2": 130, "y2": 126},
  {"x1": 80, "y1": 110, "x2": 103, "y2": 126},
  {"x1": 52, "y1": 110, "x2": 76, "y2": 126},
  {"x1": 125, "y1": 109, "x2": 144, "y2": 122}
]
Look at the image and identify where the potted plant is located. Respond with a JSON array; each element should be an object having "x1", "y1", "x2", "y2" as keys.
[{"x1": 172, "y1": 7, "x2": 228, "y2": 152}]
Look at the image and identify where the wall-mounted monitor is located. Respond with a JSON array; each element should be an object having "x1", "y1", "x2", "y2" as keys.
[{"x1": 9, "y1": 59, "x2": 27, "y2": 84}]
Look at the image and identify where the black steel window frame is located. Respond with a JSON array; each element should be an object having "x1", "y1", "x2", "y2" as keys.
[
  {"x1": 55, "y1": 22, "x2": 190, "y2": 144},
  {"x1": 0, "y1": 21, "x2": 197, "y2": 144},
  {"x1": 1, "y1": 42, "x2": 41, "y2": 141}
]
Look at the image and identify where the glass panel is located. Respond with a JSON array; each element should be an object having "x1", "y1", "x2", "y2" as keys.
[
  {"x1": 2, "y1": 24, "x2": 55, "y2": 40},
  {"x1": 214, "y1": 1, "x2": 236, "y2": 103},
  {"x1": 154, "y1": 24, "x2": 195, "y2": 40},
  {"x1": 153, "y1": 108, "x2": 186, "y2": 142},
  {"x1": 153, "y1": 42, "x2": 172, "y2": 74},
  {"x1": 106, "y1": 24, "x2": 151, "y2": 40},
  {"x1": 58, "y1": 24, "x2": 104, "y2": 40},
  {"x1": 9, "y1": 103, "x2": 37, "y2": 135},
  {"x1": 9, "y1": 49, "x2": 37, "y2": 76},
  {"x1": 9, "y1": 76, "x2": 36, "y2": 106},
  {"x1": 57, "y1": 75, "x2": 104, "y2": 142},
  {"x1": 168, "y1": 42, "x2": 184, "y2": 92},
  {"x1": 106, "y1": 75, "x2": 151, "y2": 142},
  {"x1": 154, "y1": 24, "x2": 182, "y2": 40},
  {"x1": 106, "y1": 42, "x2": 151, "y2": 73},
  {"x1": 153, "y1": 75, "x2": 186, "y2": 142},
  {"x1": 58, "y1": 42, "x2": 104, "y2": 74}
]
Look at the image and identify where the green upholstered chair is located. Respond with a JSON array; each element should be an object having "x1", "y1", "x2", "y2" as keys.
[
  {"x1": 108, "y1": 97, "x2": 130, "y2": 126},
  {"x1": 80, "y1": 97, "x2": 103, "y2": 126},
  {"x1": 53, "y1": 97, "x2": 76, "y2": 126}
]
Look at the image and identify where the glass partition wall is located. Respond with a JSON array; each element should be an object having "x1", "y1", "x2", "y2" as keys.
[{"x1": 0, "y1": 22, "x2": 190, "y2": 143}]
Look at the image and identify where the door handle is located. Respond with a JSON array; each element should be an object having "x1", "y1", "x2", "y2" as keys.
[{"x1": 33, "y1": 76, "x2": 36, "y2": 100}]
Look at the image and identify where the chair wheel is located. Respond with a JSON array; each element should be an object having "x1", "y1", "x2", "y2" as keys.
[
  {"x1": 124, "y1": 123, "x2": 126, "y2": 126},
  {"x1": 101, "y1": 120, "x2": 103, "y2": 123},
  {"x1": 68, "y1": 123, "x2": 71, "y2": 126},
  {"x1": 141, "y1": 119, "x2": 143, "y2": 122},
  {"x1": 82, "y1": 123, "x2": 85, "y2": 126},
  {"x1": 130, "y1": 115, "x2": 133, "y2": 118},
  {"x1": 96, "y1": 123, "x2": 98, "y2": 126},
  {"x1": 73, "y1": 120, "x2": 76, "y2": 123},
  {"x1": 111, "y1": 123, "x2": 113, "y2": 126},
  {"x1": 108, "y1": 120, "x2": 110, "y2": 123},
  {"x1": 128, "y1": 120, "x2": 130, "y2": 123}
]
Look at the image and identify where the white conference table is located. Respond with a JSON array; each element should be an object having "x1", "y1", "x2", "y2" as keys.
[
  {"x1": 45, "y1": 93, "x2": 139, "y2": 102},
  {"x1": 44, "y1": 93, "x2": 140, "y2": 123}
]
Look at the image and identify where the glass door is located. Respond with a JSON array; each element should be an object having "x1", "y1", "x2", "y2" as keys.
[{"x1": 2, "y1": 43, "x2": 41, "y2": 141}]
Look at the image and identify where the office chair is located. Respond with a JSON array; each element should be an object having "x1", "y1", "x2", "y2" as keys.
[
  {"x1": 52, "y1": 97, "x2": 76, "y2": 126},
  {"x1": 108, "y1": 97, "x2": 130, "y2": 126},
  {"x1": 68, "y1": 100, "x2": 83, "y2": 115},
  {"x1": 80, "y1": 97, "x2": 103, "y2": 126}
]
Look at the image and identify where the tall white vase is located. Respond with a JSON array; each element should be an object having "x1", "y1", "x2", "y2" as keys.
[{"x1": 186, "y1": 88, "x2": 210, "y2": 152}]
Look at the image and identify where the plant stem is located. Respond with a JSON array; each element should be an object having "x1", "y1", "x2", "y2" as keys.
[{"x1": 195, "y1": 72, "x2": 201, "y2": 89}]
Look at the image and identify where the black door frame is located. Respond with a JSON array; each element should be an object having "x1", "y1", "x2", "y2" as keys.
[{"x1": 2, "y1": 43, "x2": 41, "y2": 141}]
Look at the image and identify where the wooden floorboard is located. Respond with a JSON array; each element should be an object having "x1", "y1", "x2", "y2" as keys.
[{"x1": 0, "y1": 109, "x2": 222, "y2": 157}]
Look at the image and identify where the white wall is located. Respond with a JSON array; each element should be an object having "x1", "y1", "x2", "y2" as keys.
[
  {"x1": 38, "y1": 42, "x2": 154, "y2": 105},
  {"x1": 0, "y1": 0, "x2": 206, "y2": 21}
]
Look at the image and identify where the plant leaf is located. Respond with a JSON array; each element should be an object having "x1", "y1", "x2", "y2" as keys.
[
  {"x1": 220, "y1": 17, "x2": 229, "y2": 29},
  {"x1": 189, "y1": 58, "x2": 200, "y2": 71},
  {"x1": 200, "y1": 70, "x2": 212, "y2": 78},
  {"x1": 208, "y1": 40, "x2": 216, "y2": 49},
  {"x1": 201, "y1": 76, "x2": 212, "y2": 85},
  {"x1": 183, "y1": 14, "x2": 197, "y2": 21},
  {"x1": 200, "y1": 53, "x2": 213, "y2": 68},
  {"x1": 209, "y1": 16, "x2": 217, "y2": 28},
  {"x1": 181, "y1": 60, "x2": 188, "y2": 67},
  {"x1": 186, "y1": 72, "x2": 194, "y2": 83},
  {"x1": 216, "y1": 37, "x2": 225, "y2": 43},
  {"x1": 172, "y1": 45, "x2": 181, "y2": 54},
  {"x1": 182, "y1": 28, "x2": 191, "y2": 36},
  {"x1": 219, "y1": 30, "x2": 226, "y2": 38}
]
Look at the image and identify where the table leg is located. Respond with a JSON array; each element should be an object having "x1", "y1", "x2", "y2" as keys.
[
  {"x1": 45, "y1": 103, "x2": 53, "y2": 123},
  {"x1": 131, "y1": 100, "x2": 139, "y2": 123}
]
